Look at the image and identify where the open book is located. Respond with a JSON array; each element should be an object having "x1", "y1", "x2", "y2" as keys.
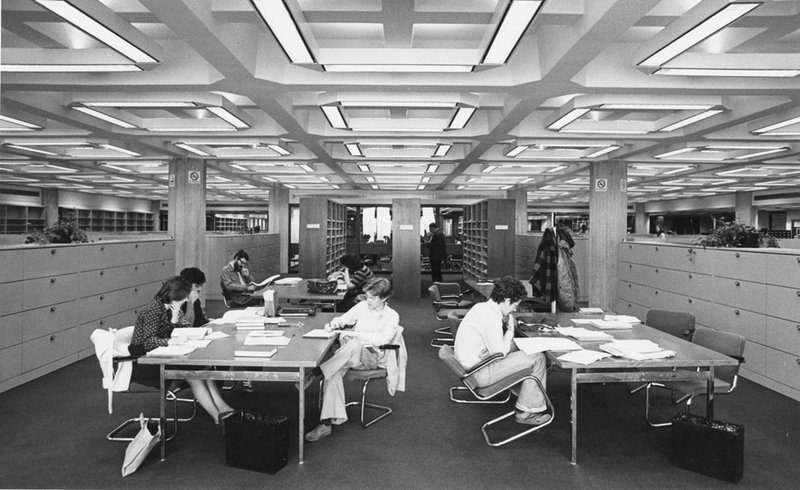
[{"x1": 252, "y1": 274, "x2": 280, "y2": 290}]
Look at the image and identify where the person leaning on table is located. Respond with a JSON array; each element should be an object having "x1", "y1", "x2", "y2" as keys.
[
  {"x1": 129, "y1": 276, "x2": 235, "y2": 424},
  {"x1": 219, "y1": 249, "x2": 261, "y2": 307},
  {"x1": 454, "y1": 276, "x2": 551, "y2": 426},
  {"x1": 179, "y1": 267, "x2": 210, "y2": 327},
  {"x1": 303, "y1": 277, "x2": 400, "y2": 442}
]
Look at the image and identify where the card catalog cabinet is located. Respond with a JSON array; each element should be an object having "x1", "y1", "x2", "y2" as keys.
[{"x1": 0, "y1": 238, "x2": 175, "y2": 394}]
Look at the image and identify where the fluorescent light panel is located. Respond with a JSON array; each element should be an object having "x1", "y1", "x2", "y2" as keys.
[
  {"x1": 174, "y1": 143, "x2": 211, "y2": 156},
  {"x1": 206, "y1": 107, "x2": 250, "y2": 129},
  {"x1": 5, "y1": 144, "x2": 59, "y2": 156},
  {"x1": 585, "y1": 145, "x2": 621, "y2": 158},
  {"x1": 599, "y1": 103, "x2": 713, "y2": 111},
  {"x1": 434, "y1": 144, "x2": 451, "y2": 157},
  {"x1": 654, "y1": 147, "x2": 695, "y2": 159},
  {"x1": 34, "y1": 0, "x2": 157, "y2": 63},
  {"x1": 99, "y1": 144, "x2": 140, "y2": 157},
  {"x1": 655, "y1": 68, "x2": 800, "y2": 78},
  {"x1": 639, "y1": 3, "x2": 760, "y2": 66},
  {"x1": 0, "y1": 64, "x2": 142, "y2": 72},
  {"x1": 0, "y1": 115, "x2": 42, "y2": 129},
  {"x1": 733, "y1": 148, "x2": 788, "y2": 159},
  {"x1": 448, "y1": 106, "x2": 476, "y2": 130},
  {"x1": 659, "y1": 109, "x2": 723, "y2": 132},
  {"x1": 547, "y1": 108, "x2": 590, "y2": 130},
  {"x1": 482, "y1": 1, "x2": 544, "y2": 64},
  {"x1": 321, "y1": 106, "x2": 347, "y2": 129},
  {"x1": 267, "y1": 144, "x2": 290, "y2": 156},
  {"x1": 345, "y1": 143, "x2": 363, "y2": 157},
  {"x1": 84, "y1": 101, "x2": 196, "y2": 108},
  {"x1": 73, "y1": 106, "x2": 137, "y2": 129},
  {"x1": 753, "y1": 116, "x2": 800, "y2": 134},
  {"x1": 323, "y1": 64, "x2": 473, "y2": 73},
  {"x1": 505, "y1": 145, "x2": 528, "y2": 157},
  {"x1": 426, "y1": 164, "x2": 439, "y2": 174},
  {"x1": 250, "y1": 0, "x2": 315, "y2": 64}
]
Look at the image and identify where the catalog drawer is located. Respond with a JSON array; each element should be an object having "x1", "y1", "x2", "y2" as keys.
[
  {"x1": 710, "y1": 277, "x2": 766, "y2": 313},
  {"x1": 765, "y1": 285, "x2": 800, "y2": 322},
  {"x1": 765, "y1": 316, "x2": 800, "y2": 356},
  {"x1": 766, "y1": 253, "x2": 800, "y2": 289},
  {"x1": 0, "y1": 313, "x2": 22, "y2": 348},
  {"x1": 711, "y1": 250, "x2": 766, "y2": 283},
  {"x1": 23, "y1": 246, "x2": 80, "y2": 279},
  {"x1": 0, "y1": 345, "x2": 22, "y2": 381},
  {"x1": 23, "y1": 273, "x2": 79, "y2": 310},
  {"x1": 0, "y1": 282, "x2": 23, "y2": 317},
  {"x1": 22, "y1": 301, "x2": 78, "y2": 341},
  {"x1": 77, "y1": 308, "x2": 139, "y2": 353},
  {"x1": 703, "y1": 304, "x2": 766, "y2": 344},
  {"x1": 22, "y1": 326, "x2": 78, "y2": 372},
  {"x1": 765, "y1": 348, "x2": 800, "y2": 391},
  {"x1": 740, "y1": 341, "x2": 766, "y2": 377},
  {"x1": 0, "y1": 250, "x2": 23, "y2": 284}
]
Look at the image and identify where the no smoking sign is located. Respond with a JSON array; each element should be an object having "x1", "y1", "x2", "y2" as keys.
[
  {"x1": 188, "y1": 170, "x2": 201, "y2": 184},
  {"x1": 594, "y1": 178, "x2": 608, "y2": 192}
]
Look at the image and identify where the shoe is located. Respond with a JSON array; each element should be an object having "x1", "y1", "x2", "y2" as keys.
[
  {"x1": 221, "y1": 381, "x2": 236, "y2": 390},
  {"x1": 242, "y1": 381, "x2": 254, "y2": 393},
  {"x1": 216, "y1": 409, "x2": 237, "y2": 425},
  {"x1": 304, "y1": 424, "x2": 331, "y2": 442},
  {"x1": 514, "y1": 411, "x2": 552, "y2": 426}
]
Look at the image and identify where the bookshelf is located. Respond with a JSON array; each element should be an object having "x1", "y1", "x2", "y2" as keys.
[
  {"x1": 299, "y1": 197, "x2": 346, "y2": 278},
  {"x1": 59, "y1": 208, "x2": 154, "y2": 233},
  {"x1": 0, "y1": 204, "x2": 45, "y2": 234},
  {"x1": 461, "y1": 199, "x2": 515, "y2": 281}
]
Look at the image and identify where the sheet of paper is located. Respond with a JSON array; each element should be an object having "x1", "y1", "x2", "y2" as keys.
[
  {"x1": 243, "y1": 335, "x2": 291, "y2": 346},
  {"x1": 171, "y1": 327, "x2": 209, "y2": 339},
  {"x1": 248, "y1": 330, "x2": 285, "y2": 337},
  {"x1": 206, "y1": 331, "x2": 229, "y2": 339},
  {"x1": 579, "y1": 307, "x2": 604, "y2": 314},
  {"x1": 208, "y1": 318, "x2": 227, "y2": 325},
  {"x1": 571, "y1": 319, "x2": 594, "y2": 325},
  {"x1": 303, "y1": 329, "x2": 336, "y2": 339},
  {"x1": 555, "y1": 327, "x2": 614, "y2": 341},
  {"x1": 185, "y1": 339, "x2": 212, "y2": 348},
  {"x1": 274, "y1": 277, "x2": 303, "y2": 285},
  {"x1": 604, "y1": 314, "x2": 641, "y2": 323},
  {"x1": 514, "y1": 337, "x2": 582, "y2": 354},
  {"x1": 263, "y1": 317, "x2": 287, "y2": 324},
  {"x1": 590, "y1": 320, "x2": 634, "y2": 330},
  {"x1": 234, "y1": 349, "x2": 277, "y2": 358},
  {"x1": 146, "y1": 345, "x2": 196, "y2": 357},
  {"x1": 557, "y1": 349, "x2": 612, "y2": 365}
]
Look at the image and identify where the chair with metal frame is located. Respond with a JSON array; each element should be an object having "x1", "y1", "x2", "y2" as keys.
[
  {"x1": 644, "y1": 326, "x2": 745, "y2": 427},
  {"x1": 628, "y1": 309, "x2": 696, "y2": 395},
  {"x1": 427, "y1": 283, "x2": 475, "y2": 348},
  {"x1": 91, "y1": 326, "x2": 197, "y2": 442},
  {"x1": 438, "y1": 344, "x2": 554, "y2": 447}
]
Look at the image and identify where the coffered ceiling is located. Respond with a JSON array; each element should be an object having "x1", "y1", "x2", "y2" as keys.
[{"x1": 1, "y1": 0, "x2": 800, "y2": 207}]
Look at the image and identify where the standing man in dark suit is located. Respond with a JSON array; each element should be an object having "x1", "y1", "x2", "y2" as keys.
[{"x1": 425, "y1": 222, "x2": 447, "y2": 283}]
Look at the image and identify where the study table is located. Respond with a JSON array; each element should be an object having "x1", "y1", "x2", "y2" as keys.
[
  {"x1": 270, "y1": 279, "x2": 346, "y2": 310},
  {"x1": 515, "y1": 312, "x2": 738, "y2": 465},
  {"x1": 138, "y1": 312, "x2": 338, "y2": 464}
]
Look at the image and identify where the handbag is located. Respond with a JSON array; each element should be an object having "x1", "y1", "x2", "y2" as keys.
[
  {"x1": 307, "y1": 279, "x2": 337, "y2": 294},
  {"x1": 121, "y1": 413, "x2": 161, "y2": 477}
]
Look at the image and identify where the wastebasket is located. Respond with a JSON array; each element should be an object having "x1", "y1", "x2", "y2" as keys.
[
  {"x1": 672, "y1": 413, "x2": 744, "y2": 483},
  {"x1": 224, "y1": 410, "x2": 290, "y2": 474}
]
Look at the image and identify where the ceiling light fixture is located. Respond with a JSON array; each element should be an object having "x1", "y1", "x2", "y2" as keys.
[
  {"x1": 421, "y1": 176, "x2": 431, "y2": 184},
  {"x1": 249, "y1": 0, "x2": 315, "y2": 64},
  {"x1": 0, "y1": 115, "x2": 42, "y2": 130},
  {"x1": 547, "y1": 108, "x2": 590, "y2": 130},
  {"x1": 83, "y1": 101, "x2": 196, "y2": 108},
  {"x1": 752, "y1": 116, "x2": 800, "y2": 134},
  {"x1": 345, "y1": 143, "x2": 363, "y2": 157},
  {"x1": 99, "y1": 144, "x2": 140, "y2": 157},
  {"x1": 519, "y1": 177, "x2": 535, "y2": 184},
  {"x1": 434, "y1": 144, "x2": 451, "y2": 157},
  {"x1": 585, "y1": 145, "x2": 621, "y2": 158},
  {"x1": 426, "y1": 164, "x2": 439, "y2": 174},
  {"x1": 339, "y1": 101, "x2": 456, "y2": 108},
  {"x1": 4, "y1": 144, "x2": 59, "y2": 156},
  {"x1": 639, "y1": 2, "x2": 760, "y2": 66},
  {"x1": 299, "y1": 164, "x2": 314, "y2": 173},
  {"x1": 482, "y1": 0, "x2": 545, "y2": 64},
  {"x1": 1, "y1": 64, "x2": 142, "y2": 72},
  {"x1": 147, "y1": 127, "x2": 238, "y2": 132},
  {"x1": 267, "y1": 144, "x2": 291, "y2": 156},
  {"x1": 206, "y1": 107, "x2": 250, "y2": 129},
  {"x1": 448, "y1": 106, "x2": 476, "y2": 130},
  {"x1": 34, "y1": 0, "x2": 158, "y2": 63},
  {"x1": 655, "y1": 68, "x2": 800, "y2": 78},
  {"x1": 598, "y1": 103, "x2": 713, "y2": 111},
  {"x1": 654, "y1": 148, "x2": 696, "y2": 159},
  {"x1": 482, "y1": 165, "x2": 498, "y2": 173},
  {"x1": 230, "y1": 164, "x2": 249, "y2": 171},
  {"x1": 72, "y1": 106, "x2": 137, "y2": 129},
  {"x1": 659, "y1": 109, "x2": 724, "y2": 132},
  {"x1": 366, "y1": 176, "x2": 376, "y2": 183},
  {"x1": 417, "y1": 185, "x2": 426, "y2": 190},
  {"x1": 174, "y1": 143, "x2": 211, "y2": 156},
  {"x1": 321, "y1": 105, "x2": 348, "y2": 129},
  {"x1": 733, "y1": 148, "x2": 788, "y2": 159},
  {"x1": 546, "y1": 165, "x2": 566, "y2": 173},
  {"x1": 358, "y1": 164, "x2": 371, "y2": 173},
  {"x1": 323, "y1": 64, "x2": 473, "y2": 73},
  {"x1": 505, "y1": 145, "x2": 528, "y2": 157},
  {"x1": 370, "y1": 184, "x2": 380, "y2": 190}
]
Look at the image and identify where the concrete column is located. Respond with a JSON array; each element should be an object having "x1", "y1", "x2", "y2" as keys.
[
  {"x1": 507, "y1": 188, "x2": 528, "y2": 235},
  {"x1": 150, "y1": 200, "x2": 161, "y2": 232},
  {"x1": 391, "y1": 198, "x2": 421, "y2": 299},
  {"x1": 634, "y1": 202, "x2": 647, "y2": 235},
  {"x1": 41, "y1": 188, "x2": 59, "y2": 226},
  {"x1": 588, "y1": 160, "x2": 628, "y2": 310},
  {"x1": 168, "y1": 158, "x2": 206, "y2": 275},
  {"x1": 269, "y1": 186, "x2": 290, "y2": 274},
  {"x1": 735, "y1": 192, "x2": 756, "y2": 227}
]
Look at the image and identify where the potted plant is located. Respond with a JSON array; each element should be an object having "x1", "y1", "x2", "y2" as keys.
[
  {"x1": 25, "y1": 213, "x2": 89, "y2": 245},
  {"x1": 694, "y1": 219, "x2": 779, "y2": 249}
]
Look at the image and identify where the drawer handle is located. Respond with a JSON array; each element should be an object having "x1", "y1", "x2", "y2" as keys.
[
  {"x1": 99, "y1": 270, "x2": 104, "y2": 276},
  {"x1": 135, "y1": 266, "x2": 138, "y2": 270},
  {"x1": 135, "y1": 244, "x2": 139, "y2": 248},
  {"x1": 797, "y1": 359, "x2": 800, "y2": 366},
  {"x1": 655, "y1": 247, "x2": 659, "y2": 251},
  {"x1": 50, "y1": 249, "x2": 56, "y2": 255},
  {"x1": 735, "y1": 281, "x2": 740, "y2": 287},
  {"x1": 795, "y1": 325, "x2": 800, "y2": 332},
  {"x1": 734, "y1": 310, "x2": 740, "y2": 315},
  {"x1": 688, "y1": 298, "x2": 693, "y2": 303},
  {"x1": 655, "y1": 290, "x2": 659, "y2": 295},
  {"x1": 655, "y1": 269, "x2": 659, "y2": 273},
  {"x1": 134, "y1": 287, "x2": 139, "y2": 292},
  {"x1": 100, "y1": 295, "x2": 105, "y2": 301},
  {"x1": 629, "y1": 264, "x2": 632, "y2": 269},
  {"x1": 50, "y1": 277, "x2": 56, "y2": 284},
  {"x1": 100, "y1": 320, "x2": 104, "y2": 326},
  {"x1": 100, "y1": 246, "x2": 105, "y2": 251},
  {"x1": 797, "y1": 291, "x2": 800, "y2": 297},
  {"x1": 628, "y1": 284, "x2": 631, "y2": 288},
  {"x1": 50, "y1": 335, "x2": 55, "y2": 342},
  {"x1": 735, "y1": 252, "x2": 740, "y2": 258},
  {"x1": 688, "y1": 273, "x2": 693, "y2": 279},
  {"x1": 50, "y1": 306, "x2": 56, "y2": 312}
]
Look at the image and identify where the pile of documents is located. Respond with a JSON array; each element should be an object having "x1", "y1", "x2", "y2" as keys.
[
  {"x1": 579, "y1": 307, "x2": 604, "y2": 315},
  {"x1": 514, "y1": 337, "x2": 582, "y2": 355},
  {"x1": 243, "y1": 330, "x2": 292, "y2": 346},
  {"x1": 235, "y1": 318, "x2": 265, "y2": 330},
  {"x1": 599, "y1": 339, "x2": 675, "y2": 360},
  {"x1": 274, "y1": 277, "x2": 303, "y2": 285},
  {"x1": 555, "y1": 326, "x2": 614, "y2": 342},
  {"x1": 587, "y1": 314, "x2": 642, "y2": 330}
]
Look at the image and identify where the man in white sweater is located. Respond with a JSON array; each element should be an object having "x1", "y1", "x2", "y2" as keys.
[{"x1": 454, "y1": 276, "x2": 550, "y2": 425}]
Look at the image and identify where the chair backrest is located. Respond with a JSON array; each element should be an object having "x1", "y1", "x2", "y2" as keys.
[
  {"x1": 645, "y1": 309, "x2": 695, "y2": 339},
  {"x1": 433, "y1": 282, "x2": 462, "y2": 300},
  {"x1": 691, "y1": 326, "x2": 746, "y2": 381},
  {"x1": 446, "y1": 310, "x2": 465, "y2": 337},
  {"x1": 438, "y1": 345, "x2": 479, "y2": 391},
  {"x1": 221, "y1": 289, "x2": 232, "y2": 308}
]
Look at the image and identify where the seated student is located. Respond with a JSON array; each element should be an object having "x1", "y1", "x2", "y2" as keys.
[
  {"x1": 220, "y1": 249, "x2": 262, "y2": 307},
  {"x1": 332, "y1": 254, "x2": 374, "y2": 311},
  {"x1": 304, "y1": 277, "x2": 400, "y2": 442},
  {"x1": 454, "y1": 276, "x2": 551, "y2": 426},
  {"x1": 129, "y1": 276, "x2": 235, "y2": 424},
  {"x1": 179, "y1": 267, "x2": 210, "y2": 327}
]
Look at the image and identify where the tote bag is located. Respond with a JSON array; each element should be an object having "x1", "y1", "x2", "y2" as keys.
[{"x1": 121, "y1": 414, "x2": 161, "y2": 477}]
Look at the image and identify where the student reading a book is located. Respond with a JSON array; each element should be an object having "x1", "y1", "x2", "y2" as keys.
[
  {"x1": 304, "y1": 277, "x2": 400, "y2": 442},
  {"x1": 454, "y1": 276, "x2": 551, "y2": 426},
  {"x1": 220, "y1": 249, "x2": 265, "y2": 307},
  {"x1": 130, "y1": 276, "x2": 235, "y2": 424},
  {"x1": 179, "y1": 267, "x2": 210, "y2": 327},
  {"x1": 332, "y1": 254, "x2": 374, "y2": 311}
]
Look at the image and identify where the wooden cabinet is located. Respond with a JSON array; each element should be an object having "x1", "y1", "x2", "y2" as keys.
[
  {"x1": 616, "y1": 242, "x2": 800, "y2": 402},
  {"x1": 299, "y1": 198, "x2": 346, "y2": 278},
  {"x1": 462, "y1": 199, "x2": 515, "y2": 281},
  {"x1": 0, "y1": 238, "x2": 175, "y2": 394}
]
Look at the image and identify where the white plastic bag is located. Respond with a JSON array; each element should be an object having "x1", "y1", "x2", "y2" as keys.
[{"x1": 121, "y1": 414, "x2": 161, "y2": 477}]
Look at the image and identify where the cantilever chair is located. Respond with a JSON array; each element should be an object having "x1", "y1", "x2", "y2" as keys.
[
  {"x1": 92, "y1": 326, "x2": 197, "y2": 442},
  {"x1": 427, "y1": 283, "x2": 475, "y2": 347},
  {"x1": 319, "y1": 328, "x2": 406, "y2": 428},
  {"x1": 645, "y1": 326, "x2": 746, "y2": 427},
  {"x1": 438, "y1": 345, "x2": 553, "y2": 447},
  {"x1": 628, "y1": 309, "x2": 696, "y2": 395}
]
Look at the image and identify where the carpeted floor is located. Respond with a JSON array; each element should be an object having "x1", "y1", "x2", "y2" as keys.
[{"x1": 1, "y1": 278, "x2": 798, "y2": 489}]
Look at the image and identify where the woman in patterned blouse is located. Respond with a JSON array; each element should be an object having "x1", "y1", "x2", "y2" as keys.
[{"x1": 130, "y1": 276, "x2": 235, "y2": 424}]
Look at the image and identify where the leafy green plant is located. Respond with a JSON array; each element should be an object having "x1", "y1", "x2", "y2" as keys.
[
  {"x1": 694, "y1": 219, "x2": 779, "y2": 249},
  {"x1": 25, "y1": 213, "x2": 89, "y2": 245}
]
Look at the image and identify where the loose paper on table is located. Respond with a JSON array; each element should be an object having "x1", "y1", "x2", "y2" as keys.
[
  {"x1": 557, "y1": 349, "x2": 612, "y2": 365},
  {"x1": 514, "y1": 337, "x2": 582, "y2": 354}
]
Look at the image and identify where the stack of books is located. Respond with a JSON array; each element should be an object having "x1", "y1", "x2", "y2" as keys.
[
  {"x1": 235, "y1": 318, "x2": 265, "y2": 330},
  {"x1": 599, "y1": 340, "x2": 675, "y2": 360}
]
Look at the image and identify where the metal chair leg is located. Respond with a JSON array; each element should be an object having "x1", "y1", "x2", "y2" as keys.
[
  {"x1": 345, "y1": 377, "x2": 392, "y2": 428},
  {"x1": 481, "y1": 377, "x2": 554, "y2": 447},
  {"x1": 449, "y1": 386, "x2": 510, "y2": 404},
  {"x1": 645, "y1": 382, "x2": 673, "y2": 427},
  {"x1": 107, "y1": 391, "x2": 197, "y2": 442}
]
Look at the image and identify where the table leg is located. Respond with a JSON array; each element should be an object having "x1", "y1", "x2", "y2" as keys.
[
  {"x1": 159, "y1": 364, "x2": 166, "y2": 461},
  {"x1": 571, "y1": 368, "x2": 577, "y2": 465},
  {"x1": 706, "y1": 366, "x2": 715, "y2": 419},
  {"x1": 298, "y1": 367, "x2": 305, "y2": 464}
]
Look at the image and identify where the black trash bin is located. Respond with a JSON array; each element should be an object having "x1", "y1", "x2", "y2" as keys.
[
  {"x1": 672, "y1": 413, "x2": 744, "y2": 483},
  {"x1": 224, "y1": 410, "x2": 290, "y2": 474}
]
